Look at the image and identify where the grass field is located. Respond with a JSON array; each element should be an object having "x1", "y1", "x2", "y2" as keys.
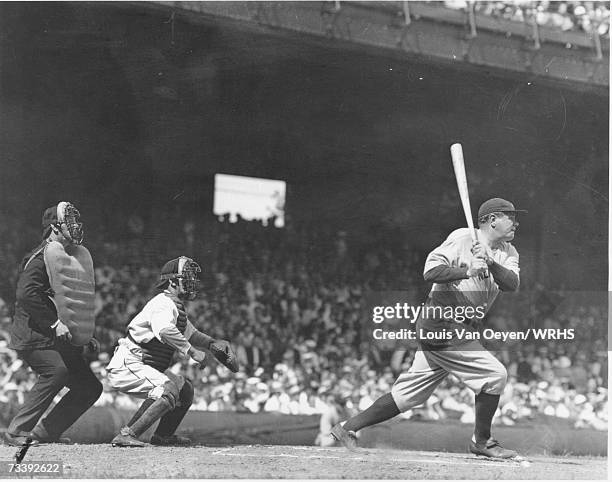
[{"x1": 0, "y1": 443, "x2": 607, "y2": 479}]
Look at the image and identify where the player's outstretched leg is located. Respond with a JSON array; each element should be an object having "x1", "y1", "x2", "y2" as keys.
[
  {"x1": 469, "y1": 392, "x2": 517, "y2": 459},
  {"x1": 331, "y1": 393, "x2": 400, "y2": 451}
]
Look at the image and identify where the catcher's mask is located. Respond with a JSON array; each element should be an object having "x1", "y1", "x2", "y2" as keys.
[
  {"x1": 42, "y1": 202, "x2": 84, "y2": 245},
  {"x1": 157, "y1": 256, "x2": 201, "y2": 299}
]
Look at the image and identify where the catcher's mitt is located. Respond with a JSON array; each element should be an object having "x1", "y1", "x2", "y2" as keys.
[{"x1": 210, "y1": 340, "x2": 239, "y2": 373}]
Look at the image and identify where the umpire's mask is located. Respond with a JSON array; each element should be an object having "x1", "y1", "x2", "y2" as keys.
[{"x1": 57, "y1": 201, "x2": 84, "y2": 245}]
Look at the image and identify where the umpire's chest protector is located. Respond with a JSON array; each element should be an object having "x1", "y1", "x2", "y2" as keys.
[{"x1": 44, "y1": 240, "x2": 96, "y2": 345}]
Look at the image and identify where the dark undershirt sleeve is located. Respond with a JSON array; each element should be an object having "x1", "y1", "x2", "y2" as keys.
[
  {"x1": 423, "y1": 265, "x2": 469, "y2": 283},
  {"x1": 488, "y1": 261, "x2": 519, "y2": 291},
  {"x1": 188, "y1": 330, "x2": 214, "y2": 350}
]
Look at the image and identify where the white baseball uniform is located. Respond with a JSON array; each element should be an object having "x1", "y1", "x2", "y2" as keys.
[
  {"x1": 106, "y1": 293, "x2": 196, "y2": 399},
  {"x1": 391, "y1": 228, "x2": 520, "y2": 411}
]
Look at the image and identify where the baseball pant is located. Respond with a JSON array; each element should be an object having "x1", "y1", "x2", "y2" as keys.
[
  {"x1": 391, "y1": 340, "x2": 507, "y2": 412},
  {"x1": 8, "y1": 343, "x2": 103, "y2": 439},
  {"x1": 107, "y1": 338, "x2": 185, "y2": 399}
]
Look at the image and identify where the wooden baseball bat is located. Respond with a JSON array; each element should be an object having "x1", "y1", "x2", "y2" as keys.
[{"x1": 450, "y1": 143, "x2": 478, "y2": 242}]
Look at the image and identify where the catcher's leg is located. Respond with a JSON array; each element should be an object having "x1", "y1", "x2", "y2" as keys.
[
  {"x1": 151, "y1": 379, "x2": 194, "y2": 446},
  {"x1": 111, "y1": 381, "x2": 179, "y2": 447}
]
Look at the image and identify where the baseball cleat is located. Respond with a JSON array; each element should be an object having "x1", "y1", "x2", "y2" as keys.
[
  {"x1": 469, "y1": 438, "x2": 518, "y2": 459},
  {"x1": 150, "y1": 434, "x2": 192, "y2": 446},
  {"x1": 330, "y1": 423, "x2": 358, "y2": 451},
  {"x1": 111, "y1": 426, "x2": 145, "y2": 447}
]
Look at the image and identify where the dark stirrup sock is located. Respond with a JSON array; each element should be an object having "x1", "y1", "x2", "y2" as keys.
[
  {"x1": 343, "y1": 393, "x2": 400, "y2": 432},
  {"x1": 473, "y1": 392, "x2": 500, "y2": 444}
]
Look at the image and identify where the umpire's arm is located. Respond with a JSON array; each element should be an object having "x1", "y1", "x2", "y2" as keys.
[{"x1": 16, "y1": 254, "x2": 58, "y2": 329}]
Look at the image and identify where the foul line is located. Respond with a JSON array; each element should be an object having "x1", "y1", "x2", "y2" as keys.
[{"x1": 211, "y1": 448, "x2": 526, "y2": 468}]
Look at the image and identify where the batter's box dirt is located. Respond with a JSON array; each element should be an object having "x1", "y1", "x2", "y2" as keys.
[{"x1": 0, "y1": 443, "x2": 606, "y2": 479}]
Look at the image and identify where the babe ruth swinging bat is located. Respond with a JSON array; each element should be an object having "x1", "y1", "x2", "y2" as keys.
[{"x1": 450, "y1": 143, "x2": 478, "y2": 242}]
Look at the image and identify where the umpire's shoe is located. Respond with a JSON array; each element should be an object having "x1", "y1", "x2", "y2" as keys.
[
  {"x1": 330, "y1": 423, "x2": 358, "y2": 451},
  {"x1": 111, "y1": 426, "x2": 145, "y2": 447},
  {"x1": 469, "y1": 438, "x2": 518, "y2": 459},
  {"x1": 30, "y1": 424, "x2": 71, "y2": 444},
  {"x1": 4, "y1": 432, "x2": 40, "y2": 447},
  {"x1": 150, "y1": 434, "x2": 191, "y2": 446}
]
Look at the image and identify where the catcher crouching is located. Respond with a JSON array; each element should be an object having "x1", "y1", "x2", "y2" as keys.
[{"x1": 106, "y1": 256, "x2": 238, "y2": 447}]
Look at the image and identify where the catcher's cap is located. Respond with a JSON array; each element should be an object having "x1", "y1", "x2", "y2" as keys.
[
  {"x1": 478, "y1": 198, "x2": 527, "y2": 218},
  {"x1": 155, "y1": 257, "x2": 181, "y2": 289}
]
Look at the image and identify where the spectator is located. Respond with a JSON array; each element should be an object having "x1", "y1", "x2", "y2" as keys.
[{"x1": 0, "y1": 211, "x2": 606, "y2": 432}]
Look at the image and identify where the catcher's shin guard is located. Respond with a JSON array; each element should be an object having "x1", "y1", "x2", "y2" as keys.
[
  {"x1": 112, "y1": 382, "x2": 179, "y2": 447},
  {"x1": 112, "y1": 393, "x2": 173, "y2": 447},
  {"x1": 154, "y1": 379, "x2": 194, "y2": 437},
  {"x1": 127, "y1": 398, "x2": 155, "y2": 427},
  {"x1": 124, "y1": 381, "x2": 178, "y2": 437},
  {"x1": 127, "y1": 396, "x2": 173, "y2": 437}
]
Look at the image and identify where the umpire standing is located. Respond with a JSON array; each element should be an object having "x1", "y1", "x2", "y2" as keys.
[{"x1": 4, "y1": 202, "x2": 102, "y2": 446}]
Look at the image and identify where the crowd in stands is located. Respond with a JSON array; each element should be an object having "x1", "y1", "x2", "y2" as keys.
[
  {"x1": 442, "y1": 1, "x2": 610, "y2": 37},
  {"x1": 0, "y1": 212, "x2": 607, "y2": 438}
]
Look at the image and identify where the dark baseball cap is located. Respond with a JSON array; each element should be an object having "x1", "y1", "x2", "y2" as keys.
[
  {"x1": 41, "y1": 204, "x2": 59, "y2": 237},
  {"x1": 478, "y1": 198, "x2": 527, "y2": 218},
  {"x1": 42, "y1": 205, "x2": 58, "y2": 230},
  {"x1": 155, "y1": 257, "x2": 181, "y2": 289}
]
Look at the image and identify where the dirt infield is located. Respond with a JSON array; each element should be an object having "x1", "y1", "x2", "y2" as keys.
[{"x1": 0, "y1": 443, "x2": 606, "y2": 479}]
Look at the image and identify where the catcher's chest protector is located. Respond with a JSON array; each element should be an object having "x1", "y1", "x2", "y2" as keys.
[
  {"x1": 140, "y1": 295, "x2": 187, "y2": 372},
  {"x1": 44, "y1": 240, "x2": 96, "y2": 346}
]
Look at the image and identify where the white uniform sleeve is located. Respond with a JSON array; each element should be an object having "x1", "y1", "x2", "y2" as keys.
[
  {"x1": 184, "y1": 320, "x2": 196, "y2": 340},
  {"x1": 150, "y1": 307, "x2": 177, "y2": 341},
  {"x1": 503, "y1": 244, "x2": 520, "y2": 277},
  {"x1": 150, "y1": 302, "x2": 192, "y2": 355},
  {"x1": 423, "y1": 230, "x2": 467, "y2": 274}
]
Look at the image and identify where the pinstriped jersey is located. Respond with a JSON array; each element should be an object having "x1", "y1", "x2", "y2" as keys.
[{"x1": 423, "y1": 228, "x2": 520, "y2": 316}]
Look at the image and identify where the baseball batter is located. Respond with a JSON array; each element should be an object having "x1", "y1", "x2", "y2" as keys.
[
  {"x1": 332, "y1": 198, "x2": 525, "y2": 459},
  {"x1": 107, "y1": 256, "x2": 238, "y2": 447}
]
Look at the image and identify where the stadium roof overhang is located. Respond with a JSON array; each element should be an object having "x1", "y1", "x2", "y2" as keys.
[{"x1": 141, "y1": 1, "x2": 608, "y2": 94}]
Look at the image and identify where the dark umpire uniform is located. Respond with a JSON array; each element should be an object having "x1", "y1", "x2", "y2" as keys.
[{"x1": 5, "y1": 204, "x2": 102, "y2": 446}]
